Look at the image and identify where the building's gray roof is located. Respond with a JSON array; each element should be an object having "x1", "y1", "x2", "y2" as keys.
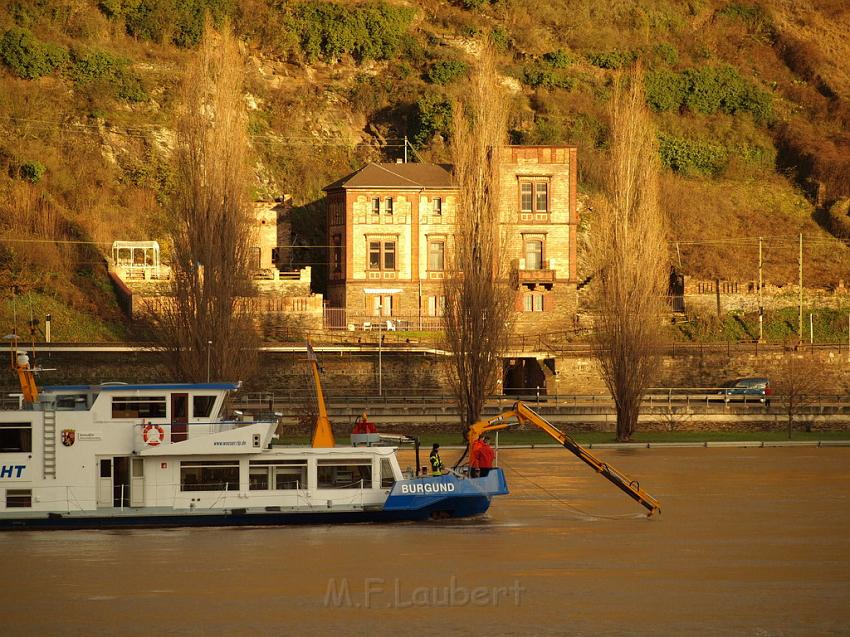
[{"x1": 324, "y1": 162, "x2": 455, "y2": 191}]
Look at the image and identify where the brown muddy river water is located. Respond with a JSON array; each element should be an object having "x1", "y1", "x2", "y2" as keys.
[{"x1": 1, "y1": 447, "x2": 849, "y2": 636}]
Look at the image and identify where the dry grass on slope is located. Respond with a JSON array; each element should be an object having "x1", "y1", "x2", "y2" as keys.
[
  {"x1": 771, "y1": 0, "x2": 850, "y2": 101},
  {"x1": 661, "y1": 172, "x2": 850, "y2": 287}
]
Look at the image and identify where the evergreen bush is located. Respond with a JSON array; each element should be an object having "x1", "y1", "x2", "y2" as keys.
[
  {"x1": 291, "y1": 2, "x2": 414, "y2": 63},
  {"x1": 0, "y1": 27, "x2": 67, "y2": 79},
  {"x1": 658, "y1": 133, "x2": 729, "y2": 176},
  {"x1": 412, "y1": 92, "x2": 452, "y2": 147},
  {"x1": 19, "y1": 160, "x2": 46, "y2": 183},
  {"x1": 645, "y1": 69, "x2": 687, "y2": 112},
  {"x1": 71, "y1": 49, "x2": 148, "y2": 102},
  {"x1": 427, "y1": 59, "x2": 468, "y2": 85},
  {"x1": 586, "y1": 49, "x2": 636, "y2": 70},
  {"x1": 521, "y1": 52, "x2": 574, "y2": 90}
]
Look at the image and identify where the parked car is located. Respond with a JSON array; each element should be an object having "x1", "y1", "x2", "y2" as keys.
[{"x1": 721, "y1": 377, "x2": 772, "y2": 405}]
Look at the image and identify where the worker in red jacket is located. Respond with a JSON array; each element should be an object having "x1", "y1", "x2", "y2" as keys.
[
  {"x1": 478, "y1": 436, "x2": 495, "y2": 476},
  {"x1": 352, "y1": 411, "x2": 377, "y2": 434}
]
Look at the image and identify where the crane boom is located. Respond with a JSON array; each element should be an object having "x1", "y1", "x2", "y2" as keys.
[{"x1": 469, "y1": 401, "x2": 661, "y2": 516}]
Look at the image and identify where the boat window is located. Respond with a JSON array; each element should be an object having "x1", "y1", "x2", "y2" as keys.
[
  {"x1": 55, "y1": 394, "x2": 88, "y2": 410},
  {"x1": 249, "y1": 460, "x2": 307, "y2": 490},
  {"x1": 193, "y1": 395, "x2": 217, "y2": 419},
  {"x1": 317, "y1": 459, "x2": 372, "y2": 489},
  {"x1": 5, "y1": 489, "x2": 31, "y2": 508},
  {"x1": 179, "y1": 460, "x2": 239, "y2": 492},
  {"x1": 0, "y1": 422, "x2": 32, "y2": 453},
  {"x1": 380, "y1": 458, "x2": 396, "y2": 488},
  {"x1": 112, "y1": 397, "x2": 167, "y2": 419}
]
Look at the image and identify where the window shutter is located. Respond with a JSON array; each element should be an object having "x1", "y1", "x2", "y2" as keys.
[
  {"x1": 514, "y1": 292, "x2": 525, "y2": 312},
  {"x1": 543, "y1": 294, "x2": 555, "y2": 312}
]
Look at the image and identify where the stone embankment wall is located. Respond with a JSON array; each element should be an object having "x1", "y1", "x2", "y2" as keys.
[
  {"x1": 10, "y1": 346, "x2": 850, "y2": 396},
  {"x1": 684, "y1": 280, "x2": 850, "y2": 315}
]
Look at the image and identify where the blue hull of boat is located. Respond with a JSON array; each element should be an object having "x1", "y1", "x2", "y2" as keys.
[{"x1": 0, "y1": 470, "x2": 509, "y2": 531}]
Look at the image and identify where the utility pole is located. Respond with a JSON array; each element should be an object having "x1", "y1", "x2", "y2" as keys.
[
  {"x1": 403, "y1": 135, "x2": 408, "y2": 163},
  {"x1": 798, "y1": 233, "x2": 803, "y2": 337},
  {"x1": 758, "y1": 237, "x2": 763, "y2": 343}
]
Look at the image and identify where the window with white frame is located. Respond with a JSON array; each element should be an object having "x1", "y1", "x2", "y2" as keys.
[
  {"x1": 371, "y1": 197, "x2": 381, "y2": 215},
  {"x1": 427, "y1": 295, "x2": 446, "y2": 317},
  {"x1": 249, "y1": 460, "x2": 307, "y2": 490},
  {"x1": 370, "y1": 295, "x2": 394, "y2": 317},
  {"x1": 524, "y1": 238, "x2": 544, "y2": 270},
  {"x1": 179, "y1": 460, "x2": 239, "y2": 491},
  {"x1": 428, "y1": 240, "x2": 445, "y2": 271},
  {"x1": 433, "y1": 197, "x2": 442, "y2": 215},
  {"x1": 368, "y1": 240, "x2": 396, "y2": 271},
  {"x1": 317, "y1": 459, "x2": 373, "y2": 489},
  {"x1": 520, "y1": 180, "x2": 549, "y2": 213},
  {"x1": 385, "y1": 197, "x2": 394, "y2": 215},
  {"x1": 523, "y1": 292, "x2": 544, "y2": 312}
]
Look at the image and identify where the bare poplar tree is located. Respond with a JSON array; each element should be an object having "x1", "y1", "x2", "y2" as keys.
[
  {"x1": 443, "y1": 43, "x2": 514, "y2": 431},
  {"x1": 158, "y1": 20, "x2": 258, "y2": 382},
  {"x1": 591, "y1": 67, "x2": 667, "y2": 441}
]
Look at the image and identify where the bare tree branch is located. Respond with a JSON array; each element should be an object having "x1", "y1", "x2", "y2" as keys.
[
  {"x1": 591, "y1": 65, "x2": 667, "y2": 442},
  {"x1": 443, "y1": 43, "x2": 514, "y2": 432},
  {"x1": 156, "y1": 19, "x2": 258, "y2": 382}
]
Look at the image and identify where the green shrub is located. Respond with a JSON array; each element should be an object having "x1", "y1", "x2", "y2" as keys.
[
  {"x1": 116, "y1": 0, "x2": 235, "y2": 48},
  {"x1": 658, "y1": 132, "x2": 729, "y2": 176},
  {"x1": 19, "y1": 160, "x2": 46, "y2": 183},
  {"x1": 586, "y1": 49, "x2": 636, "y2": 70},
  {"x1": 645, "y1": 69, "x2": 687, "y2": 111},
  {"x1": 0, "y1": 27, "x2": 67, "y2": 79},
  {"x1": 490, "y1": 25, "x2": 509, "y2": 50},
  {"x1": 427, "y1": 59, "x2": 468, "y2": 85},
  {"x1": 521, "y1": 54, "x2": 574, "y2": 90},
  {"x1": 291, "y1": 1, "x2": 415, "y2": 63},
  {"x1": 717, "y1": 2, "x2": 774, "y2": 39},
  {"x1": 519, "y1": 117, "x2": 566, "y2": 145},
  {"x1": 71, "y1": 49, "x2": 148, "y2": 102},
  {"x1": 412, "y1": 92, "x2": 452, "y2": 147},
  {"x1": 543, "y1": 49, "x2": 572, "y2": 68},
  {"x1": 684, "y1": 65, "x2": 773, "y2": 122},
  {"x1": 652, "y1": 42, "x2": 679, "y2": 66},
  {"x1": 645, "y1": 65, "x2": 773, "y2": 122}
]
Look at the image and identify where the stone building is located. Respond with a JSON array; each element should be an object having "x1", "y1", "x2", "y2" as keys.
[{"x1": 323, "y1": 145, "x2": 578, "y2": 334}]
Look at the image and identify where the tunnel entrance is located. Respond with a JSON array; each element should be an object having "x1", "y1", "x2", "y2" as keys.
[{"x1": 503, "y1": 358, "x2": 552, "y2": 396}]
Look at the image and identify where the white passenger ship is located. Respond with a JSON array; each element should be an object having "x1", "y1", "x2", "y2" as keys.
[{"x1": 0, "y1": 347, "x2": 508, "y2": 530}]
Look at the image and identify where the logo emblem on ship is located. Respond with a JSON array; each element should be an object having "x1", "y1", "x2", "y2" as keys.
[{"x1": 61, "y1": 429, "x2": 76, "y2": 447}]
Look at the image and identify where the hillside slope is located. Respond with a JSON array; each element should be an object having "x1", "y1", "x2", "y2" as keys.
[{"x1": 1, "y1": 0, "x2": 848, "y2": 340}]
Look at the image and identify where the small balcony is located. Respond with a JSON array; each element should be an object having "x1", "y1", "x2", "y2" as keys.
[{"x1": 512, "y1": 258, "x2": 556, "y2": 289}]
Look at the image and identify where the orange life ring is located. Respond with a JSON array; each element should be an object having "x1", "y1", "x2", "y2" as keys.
[{"x1": 143, "y1": 424, "x2": 166, "y2": 446}]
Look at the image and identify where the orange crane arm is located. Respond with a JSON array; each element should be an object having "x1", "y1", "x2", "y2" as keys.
[
  {"x1": 306, "y1": 342, "x2": 335, "y2": 448},
  {"x1": 468, "y1": 401, "x2": 661, "y2": 516}
]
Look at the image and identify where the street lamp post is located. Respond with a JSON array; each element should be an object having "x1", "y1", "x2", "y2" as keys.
[{"x1": 206, "y1": 340, "x2": 213, "y2": 382}]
